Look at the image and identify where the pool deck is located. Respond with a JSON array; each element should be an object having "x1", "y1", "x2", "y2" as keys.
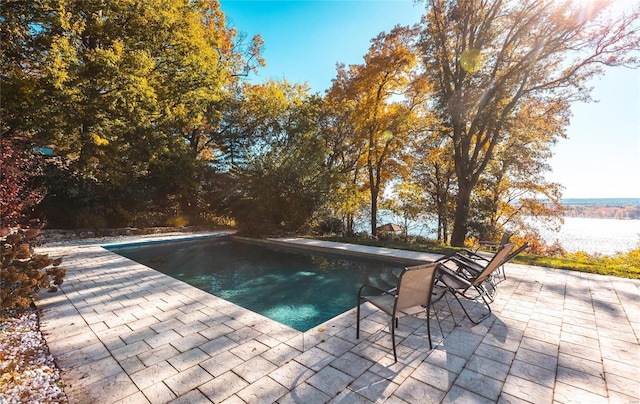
[{"x1": 35, "y1": 232, "x2": 640, "y2": 403}]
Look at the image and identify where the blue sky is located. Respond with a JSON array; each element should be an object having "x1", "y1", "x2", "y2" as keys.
[{"x1": 221, "y1": 0, "x2": 640, "y2": 199}]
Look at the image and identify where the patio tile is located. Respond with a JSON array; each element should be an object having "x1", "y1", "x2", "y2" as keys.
[
  {"x1": 119, "y1": 355, "x2": 146, "y2": 374},
  {"x1": 199, "y1": 335, "x2": 238, "y2": 356},
  {"x1": 557, "y1": 352, "x2": 603, "y2": 377},
  {"x1": 62, "y1": 356, "x2": 124, "y2": 392},
  {"x1": 392, "y1": 375, "x2": 447, "y2": 403},
  {"x1": 167, "y1": 347, "x2": 210, "y2": 372},
  {"x1": 317, "y1": 335, "x2": 355, "y2": 357},
  {"x1": 330, "y1": 351, "x2": 374, "y2": 379},
  {"x1": 552, "y1": 381, "x2": 608, "y2": 404},
  {"x1": 441, "y1": 385, "x2": 496, "y2": 404},
  {"x1": 111, "y1": 340, "x2": 152, "y2": 361},
  {"x1": 501, "y1": 374, "x2": 553, "y2": 403},
  {"x1": 438, "y1": 329, "x2": 483, "y2": 359},
  {"x1": 474, "y1": 342, "x2": 516, "y2": 366},
  {"x1": 278, "y1": 382, "x2": 332, "y2": 404},
  {"x1": 603, "y1": 372, "x2": 640, "y2": 399},
  {"x1": 144, "y1": 329, "x2": 183, "y2": 349},
  {"x1": 167, "y1": 389, "x2": 209, "y2": 404},
  {"x1": 174, "y1": 320, "x2": 208, "y2": 337},
  {"x1": 367, "y1": 356, "x2": 416, "y2": 384},
  {"x1": 227, "y1": 326, "x2": 263, "y2": 343},
  {"x1": 306, "y1": 366, "x2": 355, "y2": 397},
  {"x1": 200, "y1": 351, "x2": 244, "y2": 377},
  {"x1": 119, "y1": 391, "x2": 150, "y2": 403},
  {"x1": 163, "y1": 365, "x2": 212, "y2": 396},
  {"x1": 130, "y1": 361, "x2": 178, "y2": 390},
  {"x1": 170, "y1": 333, "x2": 208, "y2": 353},
  {"x1": 197, "y1": 323, "x2": 235, "y2": 340},
  {"x1": 602, "y1": 357, "x2": 640, "y2": 382},
  {"x1": 268, "y1": 359, "x2": 315, "y2": 388},
  {"x1": 81, "y1": 371, "x2": 139, "y2": 404},
  {"x1": 556, "y1": 366, "x2": 607, "y2": 396},
  {"x1": 229, "y1": 339, "x2": 270, "y2": 361},
  {"x1": 236, "y1": 375, "x2": 288, "y2": 403},
  {"x1": 261, "y1": 343, "x2": 302, "y2": 366},
  {"x1": 464, "y1": 354, "x2": 511, "y2": 382},
  {"x1": 424, "y1": 347, "x2": 467, "y2": 374},
  {"x1": 600, "y1": 339, "x2": 640, "y2": 363},
  {"x1": 348, "y1": 370, "x2": 400, "y2": 402},
  {"x1": 294, "y1": 346, "x2": 337, "y2": 371},
  {"x1": 55, "y1": 341, "x2": 111, "y2": 370},
  {"x1": 198, "y1": 371, "x2": 247, "y2": 402},
  {"x1": 47, "y1": 330, "x2": 102, "y2": 357},
  {"x1": 519, "y1": 336, "x2": 558, "y2": 357},
  {"x1": 561, "y1": 322, "x2": 600, "y2": 339},
  {"x1": 508, "y1": 359, "x2": 556, "y2": 388},
  {"x1": 410, "y1": 360, "x2": 457, "y2": 391},
  {"x1": 232, "y1": 355, "x2": 279, "y2": 384},
  {"x1": 454, "y1": 368, "x2": 503, "y2": 401},
  {"x1": 559, "y1": 340, "x2": 602, "y2": 362},
  {"x1": 514, "y1": 347, "x2": 557, "y2": 371}
]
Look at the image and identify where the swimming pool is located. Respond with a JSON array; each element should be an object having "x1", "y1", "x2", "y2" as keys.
[{"x1": 106, "y1": 237, "x2": 406, "y2": 331}]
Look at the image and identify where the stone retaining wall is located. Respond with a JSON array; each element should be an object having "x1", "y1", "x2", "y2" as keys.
[{"x1": 39, "y1": 226, "x2": 225, "y2": 243}]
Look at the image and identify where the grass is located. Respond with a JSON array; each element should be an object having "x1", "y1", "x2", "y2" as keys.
[{"x1": 314, "y1": 235, "x2": 640, "y2": 279}]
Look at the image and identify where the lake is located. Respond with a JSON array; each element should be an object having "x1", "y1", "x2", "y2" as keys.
[
  {"x1": 373, "y1": 197, "x2": 640, "y2": 255},
  {"x1": 532, "y1": 217, "x2": 640, "y2": 255}
]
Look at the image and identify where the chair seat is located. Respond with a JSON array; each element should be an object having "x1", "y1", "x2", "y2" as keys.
[
  {"x1": 365, "y1": 294, "x2": 426, "y2": 317},
  {"x1": 438, "y1": 269, "x2": 471, "y2": 289},
  {"x1": 356, "y1": 262, "x2": 440, "y2": 362}
]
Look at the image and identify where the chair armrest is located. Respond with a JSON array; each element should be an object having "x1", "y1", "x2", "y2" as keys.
[
  {"x1": 437, "y1": 265, "x2": 472, "y2": 289},
  {"x1": 357, "y1": 284, "x2": 395, "y2": 300},
  {"x1": 457, "y1": 249, "x2": 490, "y2": 262}
]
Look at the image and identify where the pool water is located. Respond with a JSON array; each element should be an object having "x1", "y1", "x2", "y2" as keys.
[{"x1": 106, "y1": 238, "x2": 404, "y2": 331}]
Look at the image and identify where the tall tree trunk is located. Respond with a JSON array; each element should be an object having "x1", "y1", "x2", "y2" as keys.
[
  {"x1": 370, "y1": 187, "x2": 378, "y2": 236},
  {"x1": 451, "y1": 181, "x2": 472, "y2": 246}
]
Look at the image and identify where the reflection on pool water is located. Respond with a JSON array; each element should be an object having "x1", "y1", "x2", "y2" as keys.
[{"x1": 106, "y1": 237, "x2": 405, "y2": 331}]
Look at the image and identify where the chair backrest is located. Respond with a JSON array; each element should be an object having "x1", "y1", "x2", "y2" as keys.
[
  {"x1": 503, "y1": 242, "x2": 529, "y2": 264},
  {"x1": 395, "y1": 263, "x2": 440, "y2": 311},
  {"x1": 472, "y1": 242, "x2": 515, "y2": 285}
]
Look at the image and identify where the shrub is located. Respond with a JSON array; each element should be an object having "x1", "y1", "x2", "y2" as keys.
[{"x1": 1, "y1": 228, "x2": 67, "y2": 314}]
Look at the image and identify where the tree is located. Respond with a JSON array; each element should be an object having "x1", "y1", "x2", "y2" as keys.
[
  {"x1": 325, "y1": 25, "x2": 424, "y2": 236},
  {"x1": 2, "y1": 0, "x2": 264, "y2": 227},
  {"x1": 382, "y1": 182, "x2": 429, "y2": 239},
  {"x1": 411, "y1": 130, "x2": 457, "y2": 242},
  {"x1": 462, "y1": 95, "x2": 567, "y2": 241},
  {"x1": 231, "y1": 81, "x2": 333, "y2": 235},
  {"x1": 418, "y1": 0, "x2": 640, "y2": 246}
]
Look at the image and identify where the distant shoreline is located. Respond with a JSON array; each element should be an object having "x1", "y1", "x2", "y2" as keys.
[
  {"x1": 537, "y1": 198, "x2": 640, "y2": 219},
  {"x1": 559, "y1": 198, "x2": 640, "y2": 206}
]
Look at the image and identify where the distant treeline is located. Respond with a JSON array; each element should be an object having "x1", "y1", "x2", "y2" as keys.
[{"x1": 562, "y1": 204, "x2": 640, "y2": 220}]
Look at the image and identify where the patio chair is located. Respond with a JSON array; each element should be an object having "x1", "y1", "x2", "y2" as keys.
[
  {"x1": 455, "y1": 242, "x2": 529, "y2": 282},
  {"x1": 356, "y1": 262, "x2": 440, "y2": 362},
  {"x1": 479, "y1": 231, "x2": 513, "y2": 252},
  {"x1": 437, "y1": 243, "x2": 515, "y2": 324}
]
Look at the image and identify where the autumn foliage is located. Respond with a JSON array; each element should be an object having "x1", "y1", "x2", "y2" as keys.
[{"x1": 0, "y1": 140, "x2": 66, "y2": 314}]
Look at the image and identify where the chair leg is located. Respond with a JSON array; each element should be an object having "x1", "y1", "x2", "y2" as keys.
[
  {"x1": 449, "y1": 288, "x2": 492, "y2": 325},
  {"x1": 426, "y1": 314, "x2": 433, "y2": 350},
  {"x1": 391, "y1": 317, "x2": 397, "y2": 362},
  {"x1": 356, "y1": 298, "x2": 361, "y2": 339}
]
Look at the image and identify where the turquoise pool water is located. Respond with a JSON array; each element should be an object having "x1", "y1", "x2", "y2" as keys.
[{"x1": 106, "y1": 237, "x2": 404, "y2": 331}]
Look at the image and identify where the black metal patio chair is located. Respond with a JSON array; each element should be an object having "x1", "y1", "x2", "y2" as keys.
[
  {"x1": 356, "y1": 262, "x2": 441, "y2": 362},
  {"x1": 436, "y1": 243, "x2": 515, "y2": 324}
]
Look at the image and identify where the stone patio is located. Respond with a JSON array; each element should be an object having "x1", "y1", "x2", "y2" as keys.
[{"x1": 35, "y1": 232, "x2": 640, "y2": 403}]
